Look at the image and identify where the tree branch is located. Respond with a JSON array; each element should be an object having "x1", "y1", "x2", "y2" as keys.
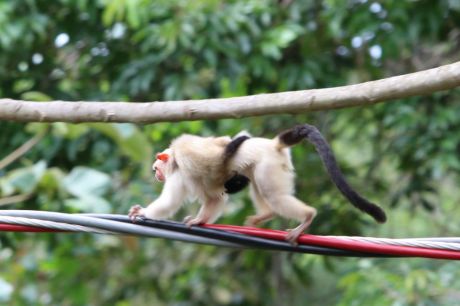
[
  {"x1": 0, "y1": 129, "x2": 47, "y2": 170},
  {"x1": 0, "y1": 193, "x2": 32, "y2": 206},
  {"x1": 1, "y1": 62, "x2": 459, "y2": 123}
]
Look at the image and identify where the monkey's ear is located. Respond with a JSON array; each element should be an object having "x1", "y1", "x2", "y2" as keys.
[{"x1": 156, "y1": 153, "x2": 169, "y2": 162}]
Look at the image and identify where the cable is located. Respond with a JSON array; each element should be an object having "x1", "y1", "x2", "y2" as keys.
[
  {"x1": 2, "y1": 210, "x2": 460, "y2": 259},
  {"x1": 0, "y1": 216, "x2": 113, "y2": 234},
  {"x1": 207, "y1": 224, "x2": 460, "y2": 260},
  {"x1": 1, "y1": 211, "x2": 375, "y2": 256},
  {"x1": 0, "y1": 210, "x2": 241, "y2": 248},
  {"x1": 0, "y1": 224, "x2": 58, "y2": 232},
  {"x1": 208, "y1": 224, "x2": 460, "y2": 249},
  {"x1": 88, "y1": 214, "x2": 385, "y2": 257},
  {"x1": 0, "y1": 211, "x2": 386, "y2": 257},
  {"x1": 329, "y1": 236, "x2": 460, "y2": 251}
]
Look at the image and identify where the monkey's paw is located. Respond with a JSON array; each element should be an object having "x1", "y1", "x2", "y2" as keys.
[
  {"x1": 285, "y1": 229, "x2": 302, "y2": 246},
  {"x1": 244, "y1": 215, "x2": 260, "y2": 227},
  {"x1": 128, "y1": 204, "x2": 145, "y2": 222},
  {"x1": 185, "y1": 217, "x2": 205, "y2": 228},
  {"x1": 183, "y1": 215, "x2": 193, "y2": 224}
]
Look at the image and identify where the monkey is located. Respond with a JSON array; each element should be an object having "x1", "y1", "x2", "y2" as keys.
[{"x1": 129, "y1": 124, "x2": 386, "y2": 243}]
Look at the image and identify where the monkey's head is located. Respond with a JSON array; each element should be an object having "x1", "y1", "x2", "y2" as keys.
[{"x1": 152, "y1": 149, "x2": 173, "y2": 182}]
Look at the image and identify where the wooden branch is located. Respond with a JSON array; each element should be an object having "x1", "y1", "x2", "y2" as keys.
[
  {"x1": 1, "y1": 62, "x2": 459, "y2": 123},
  {"x1": 0, "y1": 193, "x2": 32, "y2": 206},
  {"x1": 0, "y1": 129, "x2": 47, "y2": 170}
]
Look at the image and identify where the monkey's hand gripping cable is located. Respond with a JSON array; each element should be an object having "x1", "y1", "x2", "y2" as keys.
[{"x1": 1, "y1": 210, "x2": 460, "y2": 259}]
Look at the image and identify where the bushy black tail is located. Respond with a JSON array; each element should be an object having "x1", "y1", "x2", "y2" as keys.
[{"x1": 278, "y1": 124, "x2": 387, "y2": 223}]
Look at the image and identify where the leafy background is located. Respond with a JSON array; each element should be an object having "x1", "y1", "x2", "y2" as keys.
[{"x1": 1, "y1": 0, "x2": 460, "y2": 305}]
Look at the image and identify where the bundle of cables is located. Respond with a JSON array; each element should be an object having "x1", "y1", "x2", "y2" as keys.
[{"x1": 1, "y1": 210, "x2": 460, "y2": 260}]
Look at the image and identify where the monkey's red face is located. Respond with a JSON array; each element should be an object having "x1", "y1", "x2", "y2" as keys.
[{"x1": 152, "y1": 150, "x2": 171, "y2": 182}]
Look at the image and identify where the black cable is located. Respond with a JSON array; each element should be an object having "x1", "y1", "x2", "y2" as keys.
[{"x1": 86, "y1": 214, "x2": 395, "y2": 258}]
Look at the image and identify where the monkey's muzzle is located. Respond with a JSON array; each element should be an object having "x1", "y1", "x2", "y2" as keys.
[{"x1": 154, "y1": 167, "x2": 165, "y2": 182}]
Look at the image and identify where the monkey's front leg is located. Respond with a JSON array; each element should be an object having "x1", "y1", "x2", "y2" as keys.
[
  {"x1": 129, "y1": 172, "x2": 186, "y2": 222},
  {"x1": 185, "y1": 197, "x2": 225, "y2": 227}
]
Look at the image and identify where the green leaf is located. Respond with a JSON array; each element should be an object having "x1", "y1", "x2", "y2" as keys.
[
  {"x1": 51, "y1": 123, "x2": 89, "y2": 139},
  {"x1": 0, "y1": 179, "x2": 14, "y2": 197},
  {"x1": 20, "y1": 91, "x2": 52, "y2": 101},
  {"x1": 4, "y1": 161, "x2": 46, "y2": 194},
  {"x1": 63, "y1": 167, "x2": 111, "y2": 198},
  {"x1": 39, "y1": 167, "x2": 66, "y2": 191},
  {"x1": 13, "y1": 79, "x2": 34, "y2": 93},
  {"x1": 25, "y1": 122, "x2": 50, "y2": 134},
  {"x1": 64, "y1": 195, "x2": 111, "y2": 213},
  {"x1": 88, "y1": 123, "x2": 152, "y2": 162},
  {"x1": 102, "y1": 0, "x2": 125, "y2": 26},
  {"x1": 0, "y1": 277, "x2": 13, "y2": 302}
]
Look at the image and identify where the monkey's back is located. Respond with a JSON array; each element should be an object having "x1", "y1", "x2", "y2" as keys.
[
  {"x1": 230, "y1": 137, "x2": 294, "y2": 175},
  {"x1": 171, "y1": 134, "x2": 231, "y2": 195}
]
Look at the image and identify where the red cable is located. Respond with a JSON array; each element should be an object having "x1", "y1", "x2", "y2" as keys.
[
  {"x1": 206, "y1": 224, "x2": 460, "y2": 260},
  {"x1": 0, "y1": 224, "x2": 60, "y2": 232},
  {"x1": 2, "y1": 222, "x2": 460, "y2": 260}
]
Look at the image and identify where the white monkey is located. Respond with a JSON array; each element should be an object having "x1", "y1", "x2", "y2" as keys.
[{"x1": 129, "y1": 124, "x2": 386, "y2": 243}]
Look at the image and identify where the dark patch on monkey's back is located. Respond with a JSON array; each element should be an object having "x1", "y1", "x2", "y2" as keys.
[
  {"x1": 223, "y1": 135, "x2": 251, "y2": 194},
  {"x1": 223, "y1": 135, "x2": 250, "y2": 162}
]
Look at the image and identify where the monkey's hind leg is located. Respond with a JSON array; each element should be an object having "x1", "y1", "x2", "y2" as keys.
[
  {"x1": 245, "y1": 184, "x2": 274, "y2": 227},
  {"x1": 253, "y1": 161, "x2": 316, "y2": 244},
  {"x1": 267, "y1": 194, "x2": 317, "y2": 244},
  {"x1": 284, "y1": 203, "x2": 317, "y2": 244}
]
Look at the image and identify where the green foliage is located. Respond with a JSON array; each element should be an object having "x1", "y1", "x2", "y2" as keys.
[
  {"x1": 2, "y1": 161, "x2": 46, "y2": 194},
  {"x1": 338, "y1": 260, "x2": 460, "y2": 306},
  {"x1": 1, "y1": 0, "x2": 460, "y2": 305}
]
